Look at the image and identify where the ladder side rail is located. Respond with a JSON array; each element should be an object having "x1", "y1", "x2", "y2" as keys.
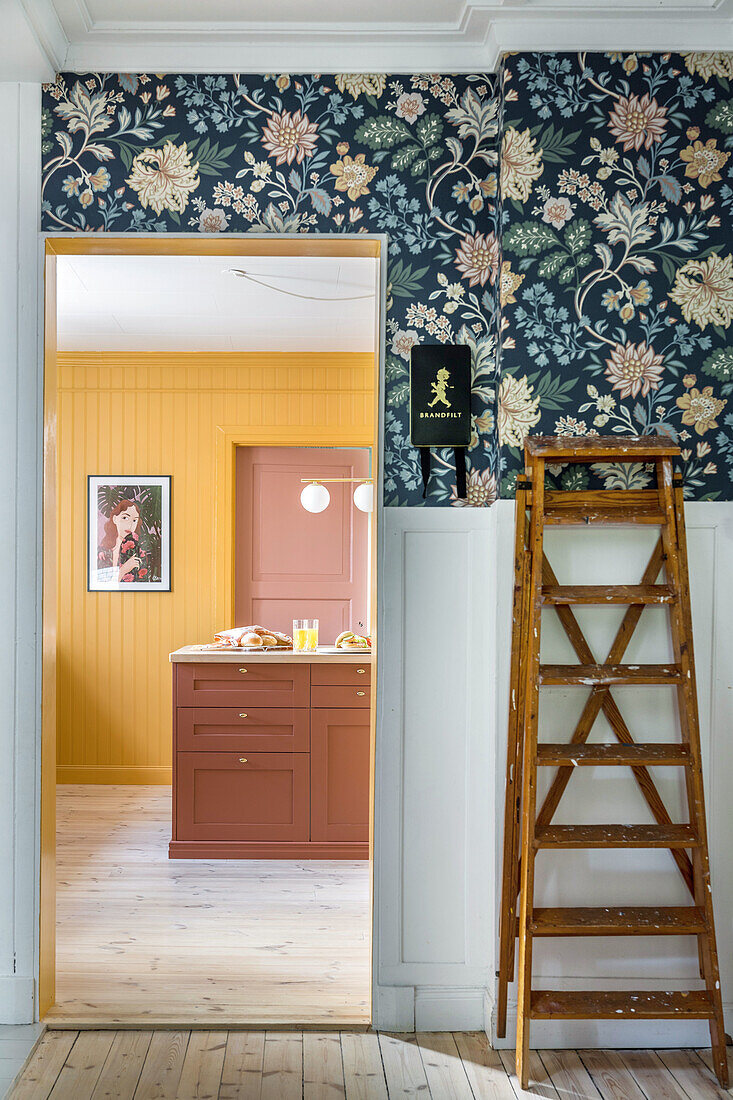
[
  {"x1": 515, "y1": 456, "x2": 545, "y2": 1090},
  {"x1": 658, "y1": 461, "x2": 728, "y2": 1087},
  {"x1": 497, "y1": 475, "x2": 532, "y2": 1038}
]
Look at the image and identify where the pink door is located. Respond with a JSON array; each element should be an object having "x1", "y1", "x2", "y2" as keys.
[{"x1": 235, "y1": 447, "x2": 370, "y2": 643}]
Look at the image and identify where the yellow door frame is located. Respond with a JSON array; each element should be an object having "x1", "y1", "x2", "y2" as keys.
[{"x1": 41, "y1": 234, "x2": 385, "y2": 1021}]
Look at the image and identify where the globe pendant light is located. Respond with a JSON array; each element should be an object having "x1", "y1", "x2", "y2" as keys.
[
  {"x1": 353, "y1": 482, "x2": 374, "y2": 513},
  {"x1": 300, "y1": 482, "x2": 330, "y2": 513}
]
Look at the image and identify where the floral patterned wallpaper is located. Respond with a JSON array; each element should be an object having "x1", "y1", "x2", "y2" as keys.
[
  {"x1": 41, "y1": 55, "x2": 733, "y2": 504},
  {"x1": 497, "y1": 51, "x2": 733, "y2": 499},
  {"x1": 41, "y1": 72, "x2": 501, "y2": 507}
]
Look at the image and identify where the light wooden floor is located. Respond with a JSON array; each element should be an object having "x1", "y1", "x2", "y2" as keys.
[
  {"x1": 50, "y1": 786, "x2": 371, "y2": 1027},
  {"x1": 7, "y1": 1030, "x2": 733, "y2": 1099}
]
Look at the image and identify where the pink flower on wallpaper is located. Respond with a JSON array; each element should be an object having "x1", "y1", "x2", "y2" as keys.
[
  {"x1": 604, "y1": 340, "x2": 665, "y2": 399},
  {"x1": 261, "y1": 109, "x2": 319, "y2": 165},
  {"x1": 454, "y1": 231, "x2": 499, "y2": 287},
  {"x1": 608, "y1": 93, "x2": 668, "y2": 152}
]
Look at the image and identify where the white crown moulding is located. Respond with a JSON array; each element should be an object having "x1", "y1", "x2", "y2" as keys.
[{"x1": 6, "y1": 0, "x2": 733, "y2": 81}]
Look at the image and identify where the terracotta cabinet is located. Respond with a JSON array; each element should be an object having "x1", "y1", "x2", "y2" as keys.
[{"x1": 170, "y1": 657, "x2": 370, "y2": 859}]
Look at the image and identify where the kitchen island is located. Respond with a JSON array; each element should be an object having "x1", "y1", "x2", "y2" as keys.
[{"x1": 169, "y1": 646, "x2": 372, "y2": 859}]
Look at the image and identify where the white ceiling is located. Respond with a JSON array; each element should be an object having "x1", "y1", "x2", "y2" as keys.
[
  {"x1": 4, "y1": 0, "x2": 733, "y2": 80},
  {"x1": 56, "y1": 254, "x2": 378, "y2": 353}
]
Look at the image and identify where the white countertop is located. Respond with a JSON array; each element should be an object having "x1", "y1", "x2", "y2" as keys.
[{"x1": 170, "y1": 645, "x2": 372, "y2": 664}]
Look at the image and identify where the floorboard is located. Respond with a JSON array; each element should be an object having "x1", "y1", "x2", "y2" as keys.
[
  {"x1": 8, "y1": 1032, "x2": 728, "y2": 1100},
  {"x1": 51, "y1": 785, "x2": 370, "y2": 1027}
]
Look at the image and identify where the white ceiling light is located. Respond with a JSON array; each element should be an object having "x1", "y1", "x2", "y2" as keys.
[
  {"x1": 300, "y1": 482, "x2": 331, "y2": 513},
  {"x1": 353, "y1": 482, "x2": 374, "y2": 513}
]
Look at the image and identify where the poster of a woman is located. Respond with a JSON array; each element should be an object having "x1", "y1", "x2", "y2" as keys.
[{"x1": 88, "y1": 476, "x2": 171, "y2": 591}]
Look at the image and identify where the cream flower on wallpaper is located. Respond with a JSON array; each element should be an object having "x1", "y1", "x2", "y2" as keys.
[
  {"x1": 499, "y1": 260, "x2": 524, "y2": 307},
  {"x1": 391, "y1": 329, "x2": 420, "y2": 361},
  {"x1": 125, "y1": 140, "x2": 199, "y2": 214},
  {"x1": 608, "y1": 93, "x2": 668, "y2": 152},
  {"x1": 335, "y1": 74, "x2": 387, "y2": 100},
  {"x1": 451, "y1": 468, "x2": 497, "y2": 508},
  {"x1": 676, "y1": 387, "x2": 727, "y2": 435},
  {"x1": 683, "y1": 52, "x2": 733, "y2": 82},
  {"x1": 454, "y1": 231, "x2": 499, "y2": 287},
  {"x1": 604, "y1": 341, "x2": 664, "y2": 399},
  {"x1": 395, "y1": 92, "x2": 427, "y2": 123},
  {"x1": 330, "y1": 153, "x2": 378, "y2": 201},
  {"x1": 500, "y1": 127, "x2": 543, "y2": 202},
  {"x1": 669, "y1": 253, "x2": 733, "y2": 330},
  {"x1": 497, "y1": 373, "x2": 541, "y2": 448},
  {"x1": 680, "y1": 138, "x2": 730, "y2": 188},
  {"x1": 261, "y1": 109, "x2": 318, "y2": 166},
  {"x1": 542, "y1": 195, "x2": 573, "y2": 229}
]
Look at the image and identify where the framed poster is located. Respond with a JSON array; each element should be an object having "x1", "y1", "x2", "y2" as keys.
[{"x1": 88, "y1": 476, "x2": 171, "y2": 592}]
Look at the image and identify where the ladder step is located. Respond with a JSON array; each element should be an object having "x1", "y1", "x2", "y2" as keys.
[
  {"x1": 539, "y1": 663, "x2": 682, "y2": 686},
  {"x1": 534, "y1": 824, "x2": 699, "y2": 849},
  {"x1": 542, "y1": 491, "x2": 665, "y2": 526},
  {"x1": 541, "y1": 584, "x2": 675, "y2": 605},
  {"x1": 530, "y1": 989, "x2": 714, "y2": 1020},
  {"x1": 537, "y1": 743, "x2": 690, "y2": 766},
  {"x1": 530, "y1": 906, "x2": 706, "y2": 937},
  {"x1": 526, "y1": 437, "x2": 680, "y2": 459}
]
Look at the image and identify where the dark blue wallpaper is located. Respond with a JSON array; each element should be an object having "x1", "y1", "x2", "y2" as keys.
[
  {"x1": 498, "y1": 51, "x2": 733, "y2": 499},
  {"x1": 41, "y1": 72, "x2": 500, "y2": 507}
]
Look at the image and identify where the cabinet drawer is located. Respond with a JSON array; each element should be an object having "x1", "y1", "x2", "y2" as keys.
[
  {"x1": 310, "y1": 685, "x2": 370, "y2": 708},
  {"x1": 311, "y1": 663, "x2": 371, "y2": 687},
  {"x1": 311, "y1": 709, "x2": 370, "y2": 844},
  {"x1": 176, "y1": 663, "x2": 309, "y2": 707},
  {"x1": 176, "y1": 708, "x2": 309, "y2": 752},
  {"x1": 175, "y1": 752, "x2": 309, "y2": 842}
]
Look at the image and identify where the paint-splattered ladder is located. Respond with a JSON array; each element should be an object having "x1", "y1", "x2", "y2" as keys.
[{"x1": 496, "y1": 435, "x2": 727, "y2": 1090}]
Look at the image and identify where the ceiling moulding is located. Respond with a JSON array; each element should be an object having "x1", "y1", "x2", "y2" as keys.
[
  {"x1": 49, "y1": 0, "x2": 733, "y2": 74},
  {"x1": 0, "y1": 0, "x2": 67, "y2": 79}
]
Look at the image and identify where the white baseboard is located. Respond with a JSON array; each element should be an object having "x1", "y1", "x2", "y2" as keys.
[
  {"x1": 0, "y1": 976, "x2": 35, "y2": 1025},
  {"x1": 414, "y1": 987, "x2": 488, "y2": 1031},
  {"x1": 372, "y1": 984, "x2": 491, "y2": 1032},
  {"x1": 372, "y1": 985, "x2": 415, "y2": 1032}
]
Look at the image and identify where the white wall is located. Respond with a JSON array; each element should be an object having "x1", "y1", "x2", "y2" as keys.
[
  {"x1": 0, "y1": 81, "x2": 42, "y2": 1023},
  {"x1": 374, "y1": 507, "x2": 497, "y2": 1031}
]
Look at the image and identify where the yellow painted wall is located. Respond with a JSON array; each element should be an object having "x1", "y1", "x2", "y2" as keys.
[{"x1": 56, "y1": 351, "x2": 375, "y2": 783}]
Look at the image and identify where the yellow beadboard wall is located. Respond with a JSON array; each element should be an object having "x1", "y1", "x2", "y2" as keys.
[{"x1": 56, "y1": 351, "x2": 375, "y2": 783}]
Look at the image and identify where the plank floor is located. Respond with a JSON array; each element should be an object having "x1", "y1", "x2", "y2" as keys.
[
  {"x1": 49, "y1": 786, "x2": 371, "y2": 1026},
  {"x1": 7, "y1": 1031, "x2": 733, "y2": 1099}
]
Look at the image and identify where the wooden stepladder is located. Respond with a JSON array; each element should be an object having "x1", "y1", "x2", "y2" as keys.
[{"x1": 497, "y1": 435, "x2": 728, "y2": 1089}]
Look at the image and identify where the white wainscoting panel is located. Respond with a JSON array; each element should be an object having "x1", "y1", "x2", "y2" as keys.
[
  {"x1": 373, "y1": 506, "x2": 496, "y2": 1030},
  {"x1": 0, "y1": 82, "x2": 42, "y2": 1024},
  {"x1": 491, "y1": 498, "x2": 733, "y2": 1047}
]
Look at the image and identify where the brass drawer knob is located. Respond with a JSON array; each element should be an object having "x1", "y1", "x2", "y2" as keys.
[
  {"x1": 357, "y1": 668, "x2": 366, "y2": 674},
  {"x1": 239, "y1": 757, "x2": 248, "y2": 764},
  {"x1": 356, "y1": 691, "x2": 365, "y2": 696},
  {"x1": 239, "y1": 713, "x2": 248, "y2": 719},
  {"x1": 238, "y1": 668, "x2": 248, "y2": 674}
]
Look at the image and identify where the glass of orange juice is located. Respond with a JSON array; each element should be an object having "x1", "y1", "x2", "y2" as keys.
[
  {"x1": 293, "y1": 619, "x2": 308, "y2": 651},
  {"x1": 305, "y1": 619, "x2": 319, "y2": 651}
]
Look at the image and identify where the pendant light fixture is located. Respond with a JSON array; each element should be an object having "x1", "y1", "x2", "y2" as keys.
[
  {"x1": 300, "y1": 482, "x2": 331, "y2": 513},
  {"x1": 300, "y1": 478, "x2": 374, "y2": 513}
]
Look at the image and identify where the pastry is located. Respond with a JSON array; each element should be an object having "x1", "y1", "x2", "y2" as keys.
[
  {"x1": 241, "y1": 632, "x2": 263, "y2": 647},
  {"x1": 335, "y1": 630, "x2": 370, "y2": 650}
]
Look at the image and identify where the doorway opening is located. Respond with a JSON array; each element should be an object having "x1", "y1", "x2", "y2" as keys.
[{"x1": 41, "y1": 236, "x2": 384, "y2": 1027}]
